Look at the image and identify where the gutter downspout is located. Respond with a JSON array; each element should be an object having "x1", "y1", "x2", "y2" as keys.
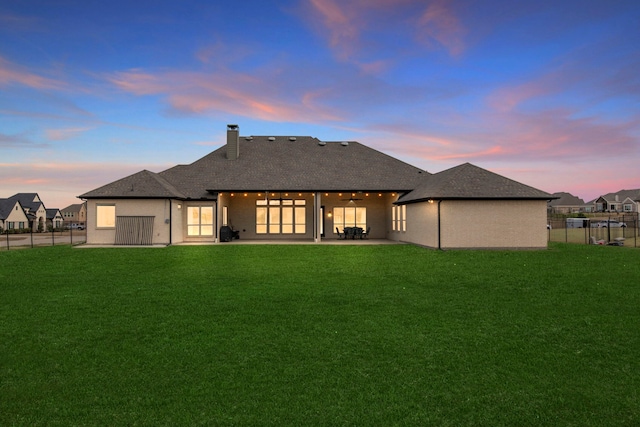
[
  {"x1": 437, "y1": 200, "x2": 442, "y2": 250},
  {"x1": 168, "y1": 199, "x2": 172, "y2": 246}
]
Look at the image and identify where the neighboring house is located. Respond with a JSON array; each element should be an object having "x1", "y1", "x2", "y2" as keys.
[
  {"x1": 591, "y1": 189, "x2": 640, "y2": 214},
  {"x1": 62, "y1": 203, "x2": 87, "y2": 227},
  {"x1": 80, "y1": 124, "x2": 554, "y2": 249},
  {"x1": 547, "y1": 192, "x2": 586, "y2": 214},
  {"x1": 0, "y1": 199, "x2": 30, "y2": 232},
  {"x1": 46, "y1": 208, "x2": 64, "y2": 229},
  {"x1": 7, "y1": 193, "x2": 48, "y2": 232}
]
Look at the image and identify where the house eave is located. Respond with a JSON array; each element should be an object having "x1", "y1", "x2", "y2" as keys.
[{"x1": 394, "y1": 196, "x2": 558, "y2": 205}]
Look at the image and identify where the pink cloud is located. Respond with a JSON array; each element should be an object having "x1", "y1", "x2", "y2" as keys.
[
  {"x1": 416, "y1": 0, "x2": 466, "y2": 56},
  {"x1": 107, "y1": 68, "x2": 342, "y2": 123},
  {"x1": 300, "y1": 0, "x2": 466, "y2": 67},
  {"x1": 45, "y1": 127, "x2": 92, "y2": 141},
  {"x1": 107, "y1": 69, "x2": 165, "y2": 95},
  {"x1": 0, "y1": 56, "x2": 66, "y2": 90}
]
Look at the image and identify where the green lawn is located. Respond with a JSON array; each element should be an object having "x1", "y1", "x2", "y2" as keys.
[{"x1": 1, "y1": 243, "x2": 639, "y2": 426}]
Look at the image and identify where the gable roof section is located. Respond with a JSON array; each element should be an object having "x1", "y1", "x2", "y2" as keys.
[
  {"x1": 0, "y1": 199, "x2": 28, "y2": 221},
  {"x1": 161, "y1": 136, "x2": 426, "y2": 198},
  {"x1": 82, "y1": 136, "x2": 427, "y2": 200},
  {"x1": 80, "y1": 170, "x2": 186, "y2": 199},
  {"x1": 0, "y1": 199, "x2": 15, "y2": 220},
  {"x1": 46, "y1": 208, "x2": 61, "y2": 219},
  {"x1": 62, "y1": 203, "x2": 84, "y2": 212},
  {"x1": 548, "y1": 192, "x2": 585, "y2": 207},
  {"x1": 8, "y1": 193, "x2": 44, "y2": 212},
  {"x1": 396, "y1": 163, "x2": 553, "y2": 204}
]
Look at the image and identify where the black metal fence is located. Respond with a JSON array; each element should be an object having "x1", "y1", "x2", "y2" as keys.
[
  {"x1": 1, "y1": 229, "x2": 86, "y2": 250},
  {"x1": 548, "y1": 215, "x2": 639, "y2": 247}
]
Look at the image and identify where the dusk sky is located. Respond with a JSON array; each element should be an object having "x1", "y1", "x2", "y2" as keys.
[{"x1": 1, "y1": 0, "x2": 639, "y2": 209}]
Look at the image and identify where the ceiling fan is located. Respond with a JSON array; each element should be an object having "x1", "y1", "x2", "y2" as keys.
[{"x1": 341, "y1": 195, "x2": 363, "y2": 202}]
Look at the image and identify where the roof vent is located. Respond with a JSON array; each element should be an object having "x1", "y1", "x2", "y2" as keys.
[
  {"x1": 268, "y1": 137, "x2": 276, "y2": 141},
  {"x1": 341, "y1": 141, "x2": 349, "y2": 146},
  {"x1": 245, "y1": 136, "x2": 253, "y2": 141},
  {"x1": 289, "y1": 137, "x2": 296, "y2": 141},
  {"x1": 318, "y1": 141, "x2": 326, "y2": 146}
]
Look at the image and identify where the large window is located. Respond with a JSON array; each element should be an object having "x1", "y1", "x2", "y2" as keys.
[
  {"x1": 334, "y1": 206, "x2": 366, "y2": 230},
  {"x1": 187, "y1": 206, "x2": 214, "y2": 236},
  {"x1": 392, "y1": 205, "x2": 406, "y2": 232},
  {"x1": 256, "y1": 199, "x2": 306, "y2": 234},
  {"x1": 96, "y1": 204, "x2": 116, "y2": 228}
]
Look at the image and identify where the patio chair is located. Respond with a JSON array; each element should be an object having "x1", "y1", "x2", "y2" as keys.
[
  {"x1": 361, "y1": 226, "x2": 371, "y2": 239},
  {"x1": 336, "y1": 227, "x2": 345, "y2": 239}
]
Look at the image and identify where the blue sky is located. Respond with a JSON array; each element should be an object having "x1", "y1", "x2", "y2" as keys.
[{"x1": 1, "y1": 0, "x2": 638, "y2": 208}]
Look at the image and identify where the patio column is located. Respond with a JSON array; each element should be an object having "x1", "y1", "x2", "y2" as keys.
[
  {"x1": 214, "y1": 195, "x2": 221, "y2": 243},
  {"x1": 314, "y1": 192, "x2": 321, "y2": 243}
]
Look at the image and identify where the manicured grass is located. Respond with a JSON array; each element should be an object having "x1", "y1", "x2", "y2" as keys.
[{"x1": 1, "y1": 243, "x2": 639, "y2": 425}]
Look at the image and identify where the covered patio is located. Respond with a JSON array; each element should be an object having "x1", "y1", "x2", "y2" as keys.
[{"x1": 213, "y1": 190, "x2": 401, "y2": 243}]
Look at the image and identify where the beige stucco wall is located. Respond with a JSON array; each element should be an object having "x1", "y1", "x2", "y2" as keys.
[
  {"x1": 396, "y1": 200, "x2": 439, "y2": 246},
  {"x1": 86, "y1": 199, "x2": 178, "y2": 245},
  {"x1": 2, "y1": 202, "x2": 30, "y2": 229},
  {"x1": 401, "y1": 199, "x2": 548, "y2": 249}
]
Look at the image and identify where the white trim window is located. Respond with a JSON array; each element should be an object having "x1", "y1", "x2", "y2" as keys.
[
  {"x1": 392, "y1": 205, "x2": 406, "y2": 232},
  {"x1": 334, "y1": 206, "x2": 366, "y2": 230},
  {"x1": 222, "y1": 206, "x2": 229, "y2": 226},
  {"x1": 96, "y1": 204, "x2": 116, "y2": 228},
  {"x1": 187, "y1": 206, "x2": 214, "y2": 236},
  {"x1": 256, "y1": 199, "x2": 306, "y2": 234}
]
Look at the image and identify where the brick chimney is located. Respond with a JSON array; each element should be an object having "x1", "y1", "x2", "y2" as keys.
[{"x1": 227, "y1": 124, "x2": 239, "y2": 160}]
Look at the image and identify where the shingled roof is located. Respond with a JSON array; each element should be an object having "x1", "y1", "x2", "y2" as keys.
[
  {"x1": 548, "y1": 192, "x2": 585, "y2": 207},
  {"x1": 0, "y1": 199, "x2": 21, "y2": 220},
  {"x1": 396, "y1": 163, "x2": 553, "y2": 204},
  {"x1": 8, "y1": 193, "x2": 45, "y2": 212},
  {"x1": 81, "y1": 136, "x2": 427, "y2": 199},
  {"x1": 80, "y1": 170, "x2": 186, "y2": 199}
]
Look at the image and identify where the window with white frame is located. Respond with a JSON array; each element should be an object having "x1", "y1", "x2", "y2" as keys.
[
  {"x1": 334, "y1": 206, "x2": 366, "y2": 230},
  {"x1": 392, "y1": 205, "x2": 397, "y2": 231},
  {"x1": 392, "y1": 205, "x2": 406, "y2": 232},
  {"x1": 256, "y1": 199, "x2": 306, "y2": 234},
  {"x1": 222, "y1": 206, "x2": 228, "y2": 226},
  {"x1": 187, "y1": 206, "x2": 214, "y2": 236},
  {"x1": 96, "y1": 204, "x2": 116, "y2": 228}
]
